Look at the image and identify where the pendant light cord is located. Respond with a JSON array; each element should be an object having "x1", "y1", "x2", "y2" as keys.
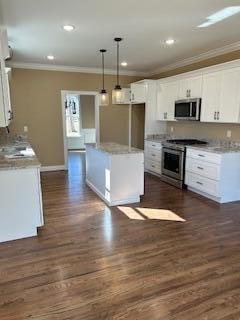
[
  {"x1": 117, "y1": 41, "x2": 119, "y2": 87},
  {"x1": 102, "y1": 51, "x2": 105, "y2": 90}
]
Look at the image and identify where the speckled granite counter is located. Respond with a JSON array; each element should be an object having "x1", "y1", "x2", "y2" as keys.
[
  {"x1": 85, "y1": 142, "x2": 143, "y2": 154},
  {"x1": 0, "y1": 142, "x2": 41, "y2": 170}
]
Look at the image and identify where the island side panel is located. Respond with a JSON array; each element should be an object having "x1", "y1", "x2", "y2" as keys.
[
  {"x1": 85, "y1": 146, "x2": 111, "y2": 204},
  {"x1": 110, "y1": 153, "x2": 144, "y2": 206}
]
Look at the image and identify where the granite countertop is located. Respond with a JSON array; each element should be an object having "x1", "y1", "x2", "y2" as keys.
[
  {"x1": 85, "y1": 142, "x2": 143, "y2": 154},
  {"x1": 187, "y1": 145, "x2": 240, "y2": 154},
  {"x1": 0, "y1": 141, "x2": 41, "y2": 170}
]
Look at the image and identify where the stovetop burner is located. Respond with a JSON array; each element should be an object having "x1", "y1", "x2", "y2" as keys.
[{"x1": 166, "y1": 139, "x2": 207, "y2": 146}]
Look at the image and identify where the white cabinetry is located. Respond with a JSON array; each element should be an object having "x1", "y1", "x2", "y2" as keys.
[
  {"x1": 201, "y1": 68, "x2": 240, "y2": 123},
  {"x1": 0, "y1": 167, "x2": 43, "y2": 243},
  {"x1": 130, "y1": 81, "x2": 147, "y2": 103},
  {"x1": 185, "y1": 147, "x2": 240, "y2": 203},
  {"x1": 0, "y1": 27, "x2": 12, "y2": 128},
  {"x1": 156, "y1": 80, "x2": 178, "y2": 121},
  {"x1": 144, "y1": 140, "x2": 162, "y2": 175},
  {"x1": 178, "y1": 75, "x2": 202, "y2": 99}
]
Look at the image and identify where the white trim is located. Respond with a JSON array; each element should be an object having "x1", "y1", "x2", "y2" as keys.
[
  {"x1": 61, "y1": 90, "x2": 99, "y2": 170},
  {"x1": 151, "y1": 41, "x2": 240, "y2": 75},
  {"x1": 40, "y1": 165, "x2": 66, "y2": 172},
  {"x1": 6, "y1": 61, "x2": 148, "y2": 77}
]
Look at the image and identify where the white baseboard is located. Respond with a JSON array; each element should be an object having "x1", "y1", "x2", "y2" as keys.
[
  {"x1": 40, "y1": 165, "x2": 66, "y2": 172},
  {"x1": 86, "y1": 179, "x2": 140, "y2": 206}
]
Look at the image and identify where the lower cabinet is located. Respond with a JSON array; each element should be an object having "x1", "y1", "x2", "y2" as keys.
[
  {"x1": 144, "y1": 141, "x2": 162, "y2": 175},
  {"x1": 0, "y1": 167, "x2": 43, "y2": 242},
  {"x1": 185, "y1": 147, "x2": 240, "y2": 203}
]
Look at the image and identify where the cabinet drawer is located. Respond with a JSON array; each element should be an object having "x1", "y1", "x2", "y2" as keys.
[
  {"x1": 185, "y1": 158, "x2": 221, "y2": 181},
  {"x1": 145, "y1": 159, "x2": 161, "y2": 175},
  {"x1": 186, "y1": 148, "x2": 221, "y2": 165},
  {"x1": 145, "y1": 147, "x2": 162, "y2": 161},
  {"x1": 185, "y1": 172, "x2": 220, "y2": 197},
  {"x1": 145, "y1": 141, "x2": 162, "y2": 150}
]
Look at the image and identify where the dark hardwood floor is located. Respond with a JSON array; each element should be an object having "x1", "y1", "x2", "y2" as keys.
[{"x1": 0, "y1": 151, "x2": 240, "y2": 320}]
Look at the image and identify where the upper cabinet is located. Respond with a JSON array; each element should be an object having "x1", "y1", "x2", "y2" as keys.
[
  {"x1": 200, "y1": 71, "x2": 221, "y2": 122},
  {"x1": 156, "y1": 79, "x2": 179, "y2": 121},
  {"x1": 178, "y1": 75, "x2": 203, "y2": 99},
  {"x1": 0, "y1": 28, "x2": 13, "y2": 127},
  {"x1": 130, "y1": 81, "x2": 147, "y2": 104},
  {"x1": 201, "y1": 68, "x2": 240, "y2": 123}
]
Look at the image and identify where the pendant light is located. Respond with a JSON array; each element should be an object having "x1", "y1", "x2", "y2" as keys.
[
  {"x1": 112, "y1": 37, "x2": 124, "y2": 104},
  {"x1": 99, "y1": 49, "x2": 109, "y2": 106}
]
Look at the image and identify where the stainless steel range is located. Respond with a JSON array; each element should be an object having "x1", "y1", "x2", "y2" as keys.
[{"x1": 161, "y1": 139, "x2": 207, "y2": 189}]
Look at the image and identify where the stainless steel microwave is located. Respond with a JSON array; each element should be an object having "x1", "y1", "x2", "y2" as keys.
[{"x1": 174, "y1": 98, "x2": 201, "y2": 121}]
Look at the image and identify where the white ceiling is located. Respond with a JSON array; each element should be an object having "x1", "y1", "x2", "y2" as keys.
[{"x1": 1, "y1": 0, "x2": 240, "y2": 74}]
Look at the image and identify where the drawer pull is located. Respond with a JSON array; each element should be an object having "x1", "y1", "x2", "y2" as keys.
[
  {"x1": 151, "y1": 165, "x2": 155, "y2": 168},
  {"x1": 152, "y1": 144, "x2": 156, "y2": 147},
  {"x1": 152, "y1": 154, "x2": 156, "y2": 157},
  {"x1": 197, "y1": 166, "x2": 204, "y2": 170},
  {"x1": 196, "y1": 181, "x2": 203, "y2": 185},
  {"x1": 198, "y1": 154, "x2": 205, "y2": 157}
]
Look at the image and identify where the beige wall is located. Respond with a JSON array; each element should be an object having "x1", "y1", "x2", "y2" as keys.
[
  {"x1": 9, "y1": 68, "x2": 139, "y2": 166},
  {"x1": 153, "y1": 50, "x2": 240, "y2": 141},
  {"x1": 80, "y1": 95, "x2": 95, "y2": 129}
]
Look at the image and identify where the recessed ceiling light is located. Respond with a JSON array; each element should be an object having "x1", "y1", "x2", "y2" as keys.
[
  {"x1": 121, "y1": 61, "x2": 128, "y2": 67},
  {"x1": 47, "y1": 55, "x2": 54, "y2": 60},
  {"x1": 63, "y1": 25, "x2": 75, "y2": 31},
  {"x1": 165, "y1": 39, "x2": 175, "y2": 45},
  {"x1": 198, "y1": 6, "x2": 240, "y2": 27}
]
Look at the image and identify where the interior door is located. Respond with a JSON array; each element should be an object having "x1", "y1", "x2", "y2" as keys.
[
  {"x1": 218, "y1": 68, "x2": 240, "y2": 123},
  {"x1": 201, "y1": 72, "x2": 221, "y2": 122}
]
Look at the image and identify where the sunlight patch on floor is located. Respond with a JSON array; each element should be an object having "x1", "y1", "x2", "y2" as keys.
[
  {"x1": 117, "y1": 206, "x2": 145, "y2": 220},
  {"x1": 117, "y1": 206, "x2": 186, "y2": 222}
]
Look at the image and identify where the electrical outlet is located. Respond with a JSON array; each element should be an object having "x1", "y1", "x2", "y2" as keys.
[
  {"x1": 226, "y1": 130, "x2": 231, "y2": 138},
  {"x1": 23, "y1": 126, "x2": 28, "y2": 133}
]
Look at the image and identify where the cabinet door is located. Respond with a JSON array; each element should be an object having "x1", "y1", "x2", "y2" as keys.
[
  {"x1": 0, "y1": 63, "x2": 12, "y2": 127},
  {"x1": 200, "y1": 72, "x2": 221, "y2": 122},
  {"x1": 156, "y1": 80, "x2": 178, "y2": 121},
  {"x1": 218, "y1": 68, "x2": 240, "y2": 123},
  {"x1": 179, "y1": 75, "x2": 202, "y2": 99},
  {"x1": 131, "y1": 82, "x2": 147, "y2": 103}
]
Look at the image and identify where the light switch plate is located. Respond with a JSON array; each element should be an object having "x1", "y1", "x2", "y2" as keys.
[
  {"x1": 170, "y1": 126, "x2": 174, "y2": 132},
  {"x1": 226, "y1": 130, "x2": 231, "y2": 138},
  {"x1": 23, "y1": 126, "x2": 28, "y2": 133}
]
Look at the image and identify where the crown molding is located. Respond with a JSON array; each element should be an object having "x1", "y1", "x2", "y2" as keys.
[
  {"x1": 6, "y1": 61, "x2": 148, "y2": 77},
  {"x1": 151, "y1": 41, "x2": 240, "y2": 76}
]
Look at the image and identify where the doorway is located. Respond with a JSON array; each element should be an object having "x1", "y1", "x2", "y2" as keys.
[{"x1": 61, "y1": 91, "x2": 99, "y2": 170}]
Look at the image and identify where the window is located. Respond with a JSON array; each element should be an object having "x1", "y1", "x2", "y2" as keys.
[{"x1": 65, "y1": 94, "x2": 81, "y2": 137}]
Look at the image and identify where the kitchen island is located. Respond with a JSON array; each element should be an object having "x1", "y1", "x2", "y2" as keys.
[
  {"x1": 85, "y1": 143, "x2": 144, "y2": 206},
  {"x1": 0, "y1": 141, "x2": 43, "y2": 242}
]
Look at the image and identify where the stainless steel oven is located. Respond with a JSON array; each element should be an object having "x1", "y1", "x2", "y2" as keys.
[{"x1": 161, "y1": 147, "x2": 185, "y2": 188}]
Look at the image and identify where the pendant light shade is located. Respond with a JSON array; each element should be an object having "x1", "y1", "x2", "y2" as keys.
[
  {"x1": 112, "y1": 37, "x2": 124, "y2": 104},
  {"x1": 99, "y1": 49, "x2": 109, "y2": 106}
]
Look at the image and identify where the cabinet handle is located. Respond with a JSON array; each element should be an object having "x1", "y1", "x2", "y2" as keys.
[
  {"x1": 197, "y1": 166, "x2": 204, "y2": 170},
  {"x1": 198, "y1": 154, "x2": 205, "y2": 157},
  {"x1": 152, "y1": 154, "x2": 156, "y2": 157},
  {"x1": 151, "y1": 165, "x2": 155, "y2": 168},
  {"x1": 196, "y1": 181, "x2": 203, "y2": 185},
  {"x1": 189, "y1": 89, "x2": 191, "y2": 97},
  {"x1": 8, "y1": 110, "x2": 13, "y2": 121},
  {"x1": 214, "y1": 111, "x2": 216, "y2": 120},
  {"x1": 217, "y1": 111, "x2": 220, "y2": 120},
  {"x1": 151, "y1": 144, "x2": 156, "y2": 147}
]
